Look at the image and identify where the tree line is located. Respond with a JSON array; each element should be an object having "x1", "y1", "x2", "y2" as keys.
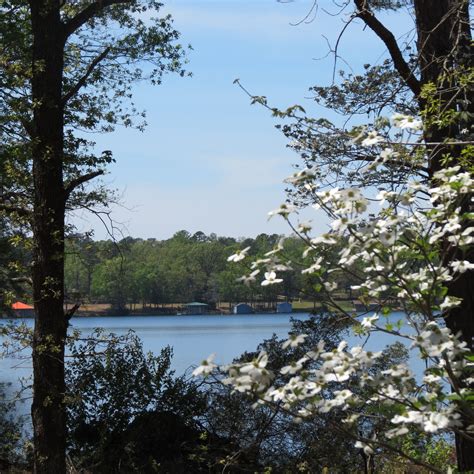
[{"x1": 63, "y1": 230, "x2": 357, "y2": 313}]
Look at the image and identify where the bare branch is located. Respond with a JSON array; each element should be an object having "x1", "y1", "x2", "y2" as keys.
[
  {"x1": 350, "y1": 154, "x2": 429, "y2": 174},
  {"x1": 65, "y1": 303, "x2": 81, "y2": 322},
  {"x1": 331, "y1": 14, "x2": 357, "y2": 82},
  {"x1": 11, "y1": 276, "x2": 33, "y2": 286},
  {"x1": 20, "y1": 117, "x2": 34, "y2": 137},
  {"x1": 64, "y1": 170, "x2": 104, "y2": 198}
]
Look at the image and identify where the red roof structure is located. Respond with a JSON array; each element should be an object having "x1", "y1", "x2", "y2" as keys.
[{"x1": 11, "y1": 301, "x2": 34, "y2": 310}]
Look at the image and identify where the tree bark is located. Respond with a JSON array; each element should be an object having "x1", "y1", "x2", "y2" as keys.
[
  {"x1": 355, "y1": 0, "x2": 473, "y2": 469},
  {"x1": 414, "y1": 2, "x2": 474, "y2": 469},
  {"x1": 414, "y1": 0, "x2": 472, "y2": 173},
  {"x1": 30, "y1": 1, "x2": 68, "y2": 472},
  {"x1": 413, "y1": 0, "x2": 474, "y2": 347}
]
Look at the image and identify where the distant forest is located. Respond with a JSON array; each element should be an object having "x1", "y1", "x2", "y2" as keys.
[{"x1": 61, "y1": 231, "x2": 358, "y2": 313}]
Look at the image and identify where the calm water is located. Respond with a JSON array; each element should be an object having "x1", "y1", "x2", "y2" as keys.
[
  {"x1": 71, "y1": 313, "x2": 311, "y2": 374},
  {"x1": 0, "y1": 311, "x2": 422, "y2": 421},
  {"x1": 0, "y1": 313, "x2": 309, "y2": 392}
]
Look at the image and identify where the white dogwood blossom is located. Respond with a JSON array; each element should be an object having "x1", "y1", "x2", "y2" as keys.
[
  {"x1": 284, "y1": 167, "x2": 318, "y2": 185},
  {"x1": 196, "y1": 113, "x2": 474, "y2": 464},
  {"x1": 192, "y1": 353, "x2": 217, "y2": 377},
  {"x1": 227, "y1": 246, "x2": 251, "y2": 262},
  {"x1": 261, "y1": 271, "x2": 283, "y2": 286},
  {"x1": 450, "y1": 260, "x2": 474, "y2": 273},
  {"x1": 268, "y1": 203, "x2": 297, "y2": 218},
  {"x1": 236, "y1": 269, "x2": 260, "y2": 286},
  {"x1": 281, "y1": 333, "x2": 308, "y2": 349},
  {"x1": 392, "y1": 113, "x2": 423, "y2": 130},
  {"x1": 361, "y1": 131, "x2": 384, "y2": 146},
  {"x1": 264, "y1": 238, "x2": 285, "y2": 256},
  {"x1": 380, "y1": 147, "x2": 399, "y2": 162},
  {"x1": 360, "y1": 314, "x2": 379, "y2": 330}
]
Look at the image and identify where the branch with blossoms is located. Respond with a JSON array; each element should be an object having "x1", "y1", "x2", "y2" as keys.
[{"x1": 194, "y1": 113, "x2": 474, "y2": 470}]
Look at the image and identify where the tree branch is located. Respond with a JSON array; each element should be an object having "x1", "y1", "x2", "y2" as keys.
[
  {"x1": 350, "y1": 154, "x2": 429, "y2": 174},
  {"x1": 63, "y1": 0, "x2": 132, "y2": 39},
  {"x1": 11, "y1": 276, "x2": 33, "y2": 286},
  {"x1": 20, "y1": 117, "x2": 34, "y2": 138},
  {"x1": 65, "y1": 303, "x2": 81, "y2": 322},
  {"x1": 62, "y1": 47, "x2": 111, "y2": 105},
  {"x1": 353, "y1": 0, "x2": 422, "y2": 97},
  {"x1": 64, "y1": 170, "x2": 104, "y2": 198}
]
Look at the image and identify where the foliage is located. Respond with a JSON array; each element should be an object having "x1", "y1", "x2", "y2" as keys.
[
  {"x1": 198, "y1": 314, "x2": 455, "y2": 472},
  {"x1": 0, "y1": 382, "x2": 26, "y2": 469},
  {"x1": 0, "y1": 0, "x2": 189, "y2": 217},
  {"x1": 0, "y1": 2, "x2": 191, "y2": 469},
  {"x1": 0, "y1": 218, "x2": 29, "y2": 313},
  {"x1": 207, "y1": 0, "x2": 473, "y2": 466},
  {"x1": 62, "y1": 229, "x2": 367, "y2": 312},
  {"x1": 64, "y1": 328, "x2": 281, "y2": 472},
  {"x1": 63, "y1": 231, "x2": 332, "y2": 309},
  {"x1": 199, "y1": 315, "x2": 354, "y2": 471},
  {"x1": 65, "y1": 329, "x2": 210, "y2": 472},
  {"x1": 64, "y1": 315, "x2": 449, "y2": 472}
]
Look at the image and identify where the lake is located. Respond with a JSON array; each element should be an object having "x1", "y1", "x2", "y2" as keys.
[
  {"x1": 1, "y1": 313, "x2": 308, "y2": 390},
  {"x1": 0, "y1": 311, "x2": 421, "y2": 421},
  {"x1": 72, "y1": 313, "x2": 313, "y2": 373}
]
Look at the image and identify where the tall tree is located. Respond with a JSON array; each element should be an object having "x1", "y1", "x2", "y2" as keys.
[{"x1": 0, "y1": 1, "x2": 186, "y2": 471}]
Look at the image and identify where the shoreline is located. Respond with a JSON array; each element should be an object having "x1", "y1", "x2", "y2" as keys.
[{"x1": 1, "y1": 308, "x2": 311, "y2": 319}]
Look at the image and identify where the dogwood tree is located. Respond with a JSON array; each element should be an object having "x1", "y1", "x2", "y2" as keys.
[
  {"x1": 195, "y1": 113, "x2": 473, "y2": 472},
  {"x1": 208, "y1": 0, "x2": 474, "y2": 465}
]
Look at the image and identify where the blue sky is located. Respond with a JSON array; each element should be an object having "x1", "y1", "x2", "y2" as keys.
[{"x1": 71, "y1": 0, "x2": 412, "y2": 240}]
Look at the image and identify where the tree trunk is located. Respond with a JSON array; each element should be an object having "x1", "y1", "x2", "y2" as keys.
[
  {"x1": 30, "y1": 2, "x2": 67, "y2": 472},
  {"x1": 414, "y1": 0, "x2": 472, "y2": 173},
  {"x1": 414, "y1": 1, "x2": 474, "y2": 469},
  {"x1": 414, "y1": 0, "x2": 474, "y2": 341},
  {"x1": 355, "y1": 1, "x2": 474, "y2": 469}
]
